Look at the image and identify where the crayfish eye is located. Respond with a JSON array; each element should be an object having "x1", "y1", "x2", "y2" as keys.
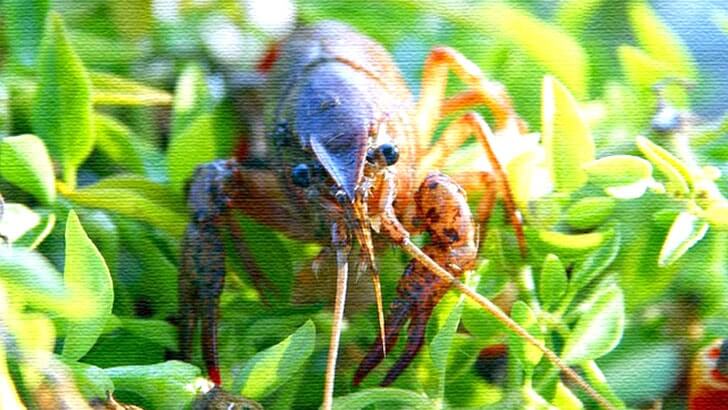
[
  {"x1": 291, "y1": 163, "x2": 311, "y2": 188},
  {"x1": 718, "y1": 339, "x2": 728, "y2": 377},
  {"x1": 379, "y1": 143, "x2": 399, "y2": 166}
]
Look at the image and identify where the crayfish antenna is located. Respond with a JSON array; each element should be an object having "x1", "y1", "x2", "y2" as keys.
[
  {"x1": 370, "y1": 267, "x2": 387, "y2": 357},
  {"x1": 322, "y1": 222, "x2": 350, "y2": 410}
]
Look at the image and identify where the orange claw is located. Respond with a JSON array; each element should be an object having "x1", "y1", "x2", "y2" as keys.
[{"x1": 354, "y1": 173, "x2": 477, "y2": 386}]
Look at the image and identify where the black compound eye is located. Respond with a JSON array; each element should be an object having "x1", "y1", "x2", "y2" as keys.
[
  {"x1": 366, "y1": 148, "x2": 377, "y2": 164},
  {"x1": 378, "y1": 143, "x2": 399, "y2": 166},
  {"x1": 291, "y1": 163, "x2": 311, "y2": 188}
]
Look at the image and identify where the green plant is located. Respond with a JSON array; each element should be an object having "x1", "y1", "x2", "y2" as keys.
[{"x1": 0, "y1": 1, "x2": 726, "y2": 409}]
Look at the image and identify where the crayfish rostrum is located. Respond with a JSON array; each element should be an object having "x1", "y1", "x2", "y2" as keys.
[{"x1": 179, "y1": 21, "x2": 605, "y2": 409}]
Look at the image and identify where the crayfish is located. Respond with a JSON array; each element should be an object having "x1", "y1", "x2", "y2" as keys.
[{"x1": 179, "y1": 21, "x2": 610, "y2": 409}]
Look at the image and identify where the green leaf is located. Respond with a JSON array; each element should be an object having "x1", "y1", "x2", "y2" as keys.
[
  {"x1": 90, "y1": 71, "x2": 172, "y2": 106},
  {"x1": 703, "y1": 202, "x2": 728, "y2": 228},
  {"x1": 535, "y1": 229, "x2": 608, "y2": 255},
  {"x1": 0, "y1": 134, "x2": 56, "y2": 204},
  {"x1": 234, "y1": 320, "x2": 316, "y2": 400},
  {"x1": 31, "y1": 12, "x2": 94, "y2": 188},
  {"x1": 105, "y1": 361, "x2": 200, "y2": 409},
  {"x1": 119, "y1": 318, "x2": 178, "y2": 350},
  {"x1": 539, "y1": 254, "x2": 567, "y2": 311},
  {"x1": 508, "y1": 301, "x2": 543, "y2": 376},
  {"x1": 570, "y1": 229, "x2": 620, "y2": 293},
  {"x1": 2, "y1": 0, "x2": 49, "y2": 67},
  {"x1": 480, "y1": 5, "x2": 587, "y2": 97},
  {"x1": 63, "y1": 175, "x2": 187, "y2": 237},
  {"x1": 64, "y1": 360, "x2": 115, "y2": 401},
  {"x1": 565, "y1": 196, "x2": 616, "y2": 231},
  {"x1": 618, "y1": 46, "x2": 673, "y2": 90},
  {"x1": 562, "y1": 285, "x2": 624, "y2": 364},
  {"x1": 636, "y1": 136, "x2": 691, "y2": 196},
  {"x1": 167, "y1": 112, "x2": 216, "y2": 193},
  {"x1": 0, "y1": 247, "x2": 78, "y2": 316},
  {"x1": 332, "y1": 388, "x2": 433, "y2": 410},
  {"x1": 658, "y1": 211, "x2": 709, "y2": 267},
  {"x1": 629, "y1": 3, "x2": 696, "y2": 79},
  {"x1": 171, "y1": 64, "x2": 211, "y2": 137},
  {"x1": 94, "y1": 113, "x2": 147, "y2": 174},
  {"x1": 584, "y1": 155, "x2": 653, "y2": 189},
  {"x1": 542, "y1": 76, "x2": 595, "y2": 193},
  {"x1": 62, "y1": 210, "x2": 114, "y2": 361}
]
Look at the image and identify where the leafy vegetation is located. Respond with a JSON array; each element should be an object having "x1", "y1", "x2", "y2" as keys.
[{"x1": 0, "y1": 1, "x2": 727, "y2": 409}]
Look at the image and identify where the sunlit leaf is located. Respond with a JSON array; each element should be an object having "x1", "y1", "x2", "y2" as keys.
[
  {"x1": 0, "y1": 202, "x2": 40, "y2": 242},
  {"x1": 584, "y1": 155, "x2": 653, "y2": 189},
  {"x1": 557, "y1": 0, "x2": 606, "y2": 33},
  {"x1": 508, "y1": 301, "x2": 543, "y2": 376},
  {"x1": 565, "y1": 196, "x2": 616, "y2": 231},
  {"x1": 171, "y1": 64, "x2": 211, "y2": 137},
  {"x1": 629, "y1": 3, "x2": 696, "y2": 79},
  {"x1": 234, "y1": 320, "x2": 316, "y2": 400},
  {"x1": 31, "y1": 12, "x2": 94, "y2": 188},
  {"x1": 539, "y1": 254, "x2": 567, "y2": 311},
  {"x1": 332, "y1": 388, "x2": 433, "y2": 410},
  {"x1": 91, "y1": 71, "x2": 172, "y2": 106},
  {"x1": 542, "y1": 76, "x2": 595, "y2": 193},
  {"x1": 658, "y1": 211, "x2": 709, "y2": 267},
  {"x1": 636, "y1": 135, "x2": 691, "y2": 196},
  {"x1": 562, "y1": 285, "x2": 624, "y2": 364},
  {"x1": 0, "y1": 134, "x2": 56, "y2": 204},
  {"x1": 536, "y1": 229, "x2": 607, "y2": 254},
  {"x1": 105, "y1": 361, "x2": 200, "y2": 409},
  {"x1": 63, "y1": 175, "x2": 187, "y2": 237},
  {"x1": 552, "y1": 381, "x2": 584, "y2": 410},
  {"x1": 703, "y1": 202, "x2": 728, "y2": 228},
  {"x1": 62, "y1": 210, "x2": 114, "y2": 361},
  {"x1": 480, "y1": 5, "x2": 587, "y2": 97},
  {"x1": 167, "y1": 112, "x2": 216, "y2": 193}
]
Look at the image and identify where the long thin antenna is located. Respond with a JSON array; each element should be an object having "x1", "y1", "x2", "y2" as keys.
[{"x1": 322, "y1": 244, "x2": 350, "y2": 410}]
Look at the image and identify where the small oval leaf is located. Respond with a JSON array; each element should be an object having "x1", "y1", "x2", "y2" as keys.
[
  {"x1": 566, "y1": 196, "x2": 616, "y2": 230},
  {"x1": 562, "y1": 285, "x2": 625, "y2": 364},
  {"x1": 509, "y1": 301, "x2": 543, "y2": 376},
  {"x1": 584, "y1": 155, "x2": 653, "y2": 189},
  {"x1": 537, "y1": 229, "x2": 607, "y2": 254},
  {"x1": 539, "y1": 254, "x2": 567, "y2": 311},
  {"x1": 105, "y1": 361, "x2": 200, "y2": 409},
  {"x1": 0, "y1": 134, "x2": 56, "y2": 204},
  {"x1": 658, "y1": 211, "x2": 709, "y2": 267},
  {"x1": 61, "y1": 210, "x2": 114, "y2": 361},
  {"x1": 636, "y1": 136, "x2": 691, "y2": 196},
  {"x1": 234, "y1": 320, "x2": 316, "y2": 400},
  {"x1": 333, "y1": 388, "x2": 433, "y2": 410}
]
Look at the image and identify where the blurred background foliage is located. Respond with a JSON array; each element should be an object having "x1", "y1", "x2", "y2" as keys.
[{"x1": 0, "y1": 0, "x2": 727, "y2": 409}]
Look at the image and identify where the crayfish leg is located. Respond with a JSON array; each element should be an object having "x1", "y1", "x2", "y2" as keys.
[
  {"x1": 353, "y1": 293, "x2": 413, "y2": 386},
  {"x1": 180, "y1": 161, "x2": 236, "y2": 385}
]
